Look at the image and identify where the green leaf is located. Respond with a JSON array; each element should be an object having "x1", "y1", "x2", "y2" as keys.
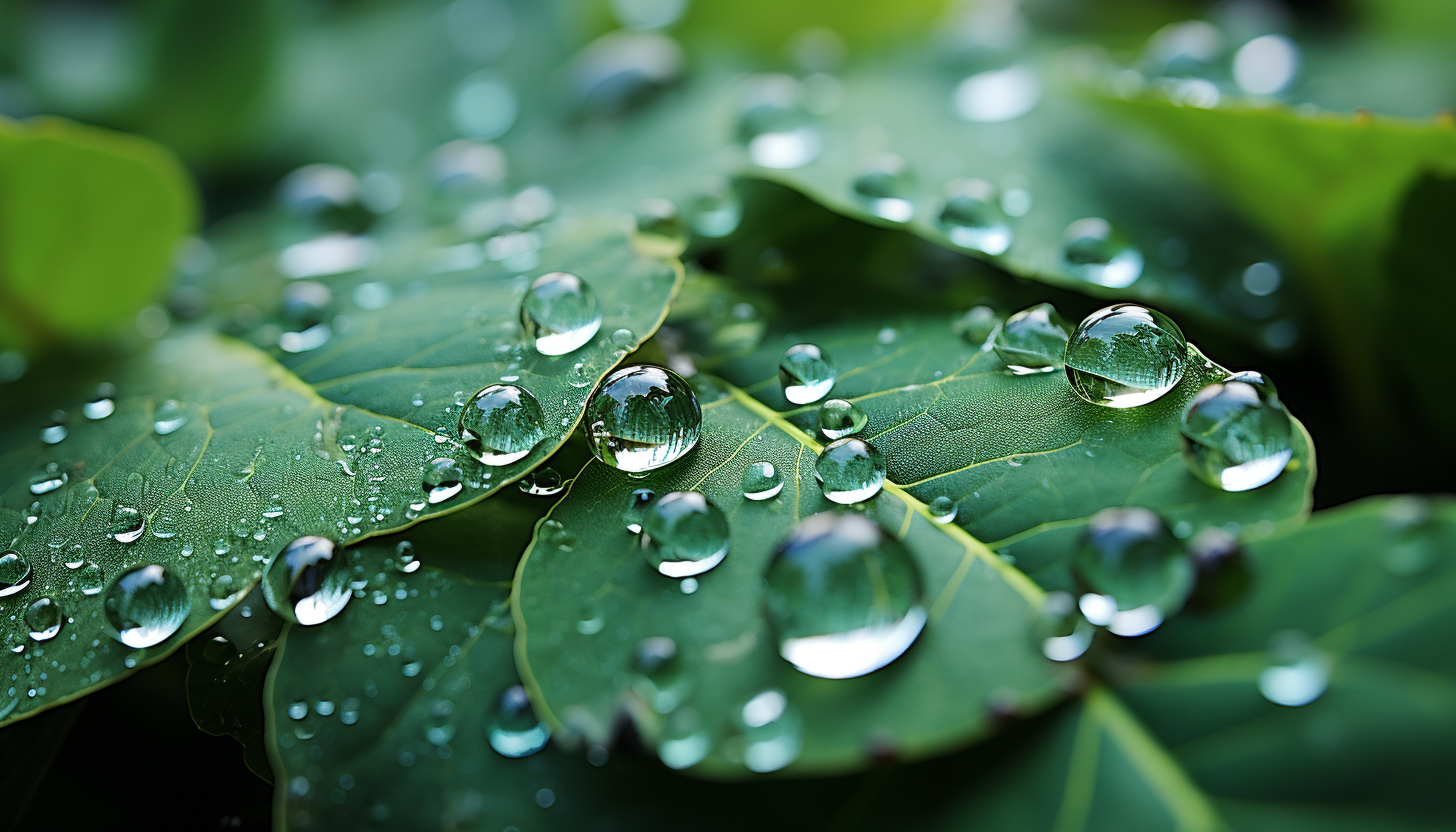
[
  {"x1": 1116, "y1": 496, "x2": 1456, "y2": 826},
  {"x1": 708, "y1": 313, "x2": 1315, "y2": 590},
  {"x1": 185, "y1": 587, "x2": 283, "y2": 781},
  {"x1": 514, "y1": 379, "x2": 1071, "y2": 777},
  {"x1": 0, "y1": 116, "x2": 197, "y2": 350},
  {"x1": 0, "y1": 219, "x2": 679, "y2": 727}
]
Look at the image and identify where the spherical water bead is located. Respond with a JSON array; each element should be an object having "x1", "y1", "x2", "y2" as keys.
[
  {"x1": 1061, "y1": 218, "x2": 1143, "y2": 288},
  {"x1": 1258, "y1": 630, "x2": 1329, "y2": 707},
  {"x1": 993, "y1": 303, "x2": 1071, "y2": 374},
  {"x1": 83, "y1": 383, "x2": 117, "y2": 419},
  {"x1": 778, "y1": 344, "x2": 836, "y2": 405},
  {"x1": 937, "y1": 179, "x2": 1012, "y2": 256},
  {"x1": 0, "y1": 551, "x2": 32, "y2": 597},
  {"x1": 850, "y1": 154, "x2": 915, "y2": 222},
  {"x1": 689, "y1": 176, "x2": 742, "y2": 238},
  {"x1": 422, "y1": 458, "x2": 465, "y2": 504},
  {"x1": 457, "y1": 384, "x2": 546, "y2": 466},
  {"x1": 818, "y1": 399, "x2": 866, "y2": 440},
  {"x1": 1064, "y1": 304, "x2": 1187, "y2": 408},
  {"x1": 78, "y1": 562, "x2": 105, "y2": 596},
  {"x1": 631, "y1": 636, "x2": 690, "y2": 713},
  {"x1": 584, "y1": 365, "x2": 701, "y2": 473},
  {"x1": 642, "y1": 491, "x2": 729, "y2": 578},
  {"x1": 763, "y1": 512, "x2": 926, "y2": 679},
  {"x1": 25, "y1": 597, "x2": 63, "y2": 641},
  {"x1": 263, "y1": 536, "x2": 352, "y2": 626},
  {"x1": 152, "y1": 399, "x2": 188, "y2": 435},
  {"x1": 815, "y1": 438, "x2": 886, "y2": 505},
  {"x1": 209, "y1": 574, "x2": 240, "y2": 609},
  {"x1": 1074, "y1": 508, "x2": 1192, "y2": 628},
  {"x1": 631, "y1": 198, "x2": 688, "y2": 258},
  {"x1": 39, "y1": 411, "x2": 67, "y2": 445},
  {"x1": 109, "y1": 505, "x2": 146, "y2": 543},
  {"x1": 488, "y1": 684, "x2": 550, "y2": 758},
  {"x1": 730, "y1": 689, "x2": 803, "y2": 773},
  {"x1": 737, "y1": 75, "x2": 821, "y2": 169},
  {"x1": 393, "y1": 541, "x2": 420, "y2": 574},
  {"x1": 103, "y1": 565, "x2": 190, "y2": 648},
  {"x1": 658, "y1": 708, "x2": 711, "y2": 770},
  {"x1": 519, "y1": 272, "x2": 602, "y2": 356},
  {"x1": 741, "y1": 462, "x2": 784, "y2": 501},
  {"x1": 1180, "y1": 372, "x2": 1293, "y2": 492},
  {"x1": 927, "y1": 496, "x2": 957, "y2": 525}
]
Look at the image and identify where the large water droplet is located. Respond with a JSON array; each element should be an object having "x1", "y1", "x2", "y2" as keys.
[
  {"x1": 993, "y1": 303, "x2": 1071, "y2": 374},
  {"x1": 631, "y1": 636, "x2": 690, "y2": 713},
  {"x1": 741, "y1": 462, "x2": 784, "y2": 501},
  {"x1": 25, "y1": 597, "x2": 63, "y2": 641},
  {"x1": 818, "y1": 399, "x2": 866, "y2": 440},
  {"x1": 458, "y1": 384, "x2": 546, "y2": 466},
  {"x1": 263, "y1": 536, "x2": 352, "y2": 626},
  {"x1": 642, "y1": 491, "x2": 729, "y2": 577},
  {"x1": 815, "y1": 438, "x2": 886, "y2": 504},
  {"x1": 632, "y1": 198, "x2": 688, "y2": 257},
  {"x1": 0, "y1": 551, "x2": 32, "y2": 597},
  {"x1": 850, "y1": 153, "x2": 915, "y2": 222},
  {"x1": 1180, "y1": 371, "x2": 1293, "y2": 491},
  {"x1": 1062, "y1": 218, "x2": 1143, "y2": 288},
  {"x1": 422, "y1": 458, "x2": 466, "y2": 504},
  {"x1": 103, "y1": 565, "x2": 190, "y2": 648},
  {"x1": 737, "y1": 75, "x2": 820, "y2": 169},
  {"x1": 584, "y1": 365, "x2": 701, "y2": 473},
  {"x1": 153, "y1": 400, "x2": 188, "y2": 435},
  {"x1": 83, "y1": 383, "x2": 117, "y2": 420},
  {"x1": 1064, "y1": 304, "x2": 1187, "y2": 408},
  {"x1": 778, "y1": 344, "x2": 836, "y2": 405},
  {"x1": 488, "y1": 684, "x2": 550, "y2": 757},
  {"x1": 1074, "y1": 508, "x2": 1192, "y2": 629},
  {"x1": 731, "y1": 689, "x2": 803, "y2": 772},
  {"x1": 1258, "y1": 630, "x2": 1329, "y2": 707},
  {"x1": 953, "y1": 65, "x2": 1041, "y2": 122},
  {"x1": 109, "y1": 505, "x2": 146, "y2": 543},
  {"x1": 519, "y1": 272, "x2": 602, "y2": 356},
  {"x1": 937, "y1": 179, "x2": 1013, "y2": 255},
  {"x1": 518, "y1": 467, "x2": 564, "y2": 496}
]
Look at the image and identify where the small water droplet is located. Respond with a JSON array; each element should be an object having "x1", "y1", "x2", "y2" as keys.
[
  {"x1": 1035, "y1": 591, "x2": 1093, "y2": 661},
  {"x1": 610, "y1": 327, "x2": 636, "y2": 350},
  {"x1": 1180, "y1": 371, "x2": 1293, "y2": 491},
  {"x1": 658, "y1": 707, "x2": 711, "y2": 769},
  {"x1": 779, "y1": 344, "x2": 836, "y2": 404},
  {"x1": 1074, "y1": 508, "x2": 1191, "y2": 628},
  {"x1": 584, "y1": 365, "x2": 701, "y2": 473},
  {"x1": 688, "y1": 176, "x2": 742, "y2": 238},
  {"x1": 104, "y1": 565, "x2": 190, "y2": 648},
  {"x1": 623, "y1": 487, "x2": 656, "y2": 533},
  {"x1": 1258, "y1": 630, "x2": 1329, "y2": 707},
  {"x1": 39, "y1": 411, "x2": 68, "y2": 445},
  {"x1": 488, "y1": 685, "x2": 550, "y2": 757},
  {"x1": 152, "y1": 400, "x2": 188, "y2": 435},
  {"x1": 520, "y1": 272, "x2": 602, "y2": 356},
  {"x1": 1062, "y1": 218, "x2": 1143, "y2": 288},
  {"x1": 109, "y1": 505, "x2": 146, "y2": 544},
  {"x1": 953, "y1": 65, "x2": 1041, "y2": 122},
  {"x1": 993, "y1": 303, "x2": 1071, "y2": 374},
  {"x1": 279, "y1": 323, "x2": 333, "y2": 354},
  {"x1": 209, "y1": 574, "x2": 240, "y2": 610},
  {"x1": 29, "y1": 469, "x2": 67, "y2": 496},
  {"x1": 632, "y1": 197, "x2": 688, "y2": 257},
  {"x1": 927, "y1": 496, "x2": 957, "y2": 524},
  {"x1": 0, "y1": 551, "x2": 34, "y2": 597},
  {"x1": 817, "y1": 399, "x2": 866, "y2": 440},
  {"x1": 937, "y1": 179, "x2": 1012, "y2": 255},
  {"x1": 642, "y1": 491, "x2": 729, "y2": 577},
  {"x1": 393, "y1": 541, "x2": 420, "y2": 574},
  {"x1": 1064, "y1": 304, "x2": 1186, "y2": 408},
  {"x1": 25, "y1": 597, "x2": 63, "y2": 641},
  {"x1": 741, "y1": 462, "x2": 784, "y2": 501},
  {"x1": 631, "y1": 636, "x2": 690, "y2": 713},
  {"x1": 738, "y1": 75, "x2": 821, "y2": 169},
  {"x1": 78, "y1": 562, "x2": 105, "y2": 596},
  {"x1": 850, "y1": 153, "x2": 915, "y2": 222},
  {"x1": 263, "y1": 536, "x2": 352, "y2": 626},
  {"x1": 422, "y1": 458, "x2": 466, "y2": 504},
  {"x1": 518, "y1": 467, "x2": 564, "y2": 497},
  {"x1": 814, "y1": 438, "x2": 886, "y2": 504},
  {"x1": 83, "y1": 383, "x2": 117, "y2": 420},
  {"x1": 458, "y1": 384, "x2": 546, "y2": 466},
  {"x1": 730, "y1": 689, "x2": 803, "y2": 772}
]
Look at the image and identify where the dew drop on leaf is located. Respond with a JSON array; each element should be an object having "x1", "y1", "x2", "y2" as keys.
[
  {"x1": 0, "y1": 551, "x2": 32, "y2": 597},
  {"x1": 642, "y1": 491, "x2": 729, "y2": 578},
  {"x1": 1061, "y1": 218, "x2": 1143, "y2": 288},
  {"x1": 25, "y1": 597, "x2": 64, "y2": 642},
  {"x1": 584, "y1": 365, "x2": 701, "y2": 473},
  {"x1": 104, "y1": 565, "x2": 190, "y2": 648},
  {"x1": 778, "y1": 344, "x2": 836, "y2": 405},
  {"x1": 457, "y1": 384, "x2": 546, "y2": 466},
  {"x1": 1064, "y1": 304, "x2": 1186, "y2": 408},
  {"x1": 263, "y1": 536, "x2": 352, "y2": 626},
  {"x1": 519, "y1": 271, "x2": 603, "y2": 356},
  {"x1": 740, "y1": 462, "x2": 783, "y2": 501},
  {"x1": 814, "y1": 438, "x2": 886, "y2": 504},
  {"x1": 993, "y1": 303, "x2": 1071, "y2": 374},
  {"x1": 817, "y1": 399, "x2": 867, "y2": 440},
  {"x1": 488, "y1": 684, "x2": 550, "y2": 758},
  {"x1": 1180, "y1": 371, "x2": 1293, "y2": 491}
]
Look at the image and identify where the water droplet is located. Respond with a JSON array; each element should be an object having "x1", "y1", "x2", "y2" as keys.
[
  {"x1": 954, "y1": 65, "x2": 1040, "y2": 122},
  {"x1": 610, "y1": 327, "x2": 636, "y2": 350},
  {"x1": 850, "y1": 153, "x2": 914, "y2": 222},
  {"x1": 209, "y1": 574, "x2": 240, "y2": 609},
  {"x1": 741, "y1": 462, "x2": 784, "y2": 501},
  {"x1": 458, "y1": 384, "x2": 546, "y2": 466},
  {"x1": 109, "y1": 505, "x2": 146, "y2": 544},
  {"x1": 450, "y1": 71, "x2": 517, "y2": 139},
  {"x1": 103, "y1": 565, "x2": 190, "y2": 648},
  {"x1": 78, "y1": 562, "x2": 105, "y2": 596},
  {"x1": 39, "y1": 411, "x2": 67, "y2": 445},
  {"x1": 927, "y1": 496, "x2": 957, "y2": 524},
  {"x1": 623, "y1": 487, "x2": 656, "y2": 533},
  {"x1": 263, "y1": 536, "x2": 352, "y2": 626},
  {"x1": 731, "y1": 689, "x2": 803, "y2": 772},
  {"x1": 1064, "y1": 304, "x2": 1187, "y2": 408},
  {"x1": 584, "y1": 365, "x2": 701, "y2": 473},
  {"x1": 1180, "y1": 371, "x2": 1293, "y2": 491},
  {"x1": 25, "y1": 597, "x2": 63, "y2": 641},
  {"x1": 779, "y1": 344, "x2": 836, "y2": 405},
  {"x1": 632, "y1": 198, "x2": 688, "y2": 257},
  {"x1": 393, "y1": 541, "x2": 420, "y2": 574},
  {"x1": 1186, "y1": 527, "x2": 1252, "y2": 610},
  {"x1": 738, "y1": 75, "x2": 821, "y2": 169},
  {"x1": 29, "y1": 469, "x2": 67, "y2": 496},
  {"x1": 1062, "y1": 218, "x2": 1143, "y2": 288},
  {"x1": 763, "y1": 512, "x2": 926, "y2": 678},
  {"x1": 575, "y1": 598, "x2": 605, "y2": 635},
  {"x1": 519, "y1": 272, "x2": 602, "y2": 356},
  {"x1": 814, "y1": 438, "x2": 886, "y2": 504},
  {"x1": 279, "y1": 323, "x2": 333, "y2": 354},
  {"x1": 1074, "y1": 508, "x2": 1191, "y2": 627},
  {"x1": 953, "y1": 305, "x2": 999, "y2": 346},
  {"x1": 631, "y1": 636, "x2": 690, "y2": 713},
  {"x1": 642, "y1": 491, "x2": 729, "y2": 578},
  {"x1": 689, "y1": 176, "x2": 742, "y2": 238},
  {"x1": 1232, "y1": 34, "x2": 1299, "y2": 96},
  {"x1": 993, "y1": 303, "x2": 1071, "y2": 374},
  {"x1": 937, "y1": 179, "x2": 1012, "y2": 255},
  {"x1": 0, "y1": 551, "x2": 33, "y2": 597},
  {"x1": 518, "y1": 467, "x2": 564, "y2": 496},
  {"x1": 818, "y1": 399, "x2": 867, "y2": 440},
  {"x1": 1258, "y1": 630, "x2": 1329, "y2": 707},
  {"x1": 422, "y1": 458, "x2": 466, "y2": 504},
  {"x1": 149, "y1": 399, "x2": 188, "y2": 435},
  {"x1": 1036, "y1": 591, "x2": 1094, "y2": 661},
  {"x1": 83, "y1": 383, "x2": 117, "y2": 420},
  {"x1": 488, "y1": 684, "x2": 550, "y2": 757},
  {"x1": 658, "y1": 708, "x2": 711, "y2": 769}
]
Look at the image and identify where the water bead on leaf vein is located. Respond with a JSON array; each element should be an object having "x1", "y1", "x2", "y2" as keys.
[
  {"x1": 584, "y1": 365, "x2": 701, "y2": 473},
  {"x1": 1064, "y1": 304, "x2": 1187, "y2": 408},
  {"x1": 815, "y1": 438, "x2": 886, "y2": 504}
]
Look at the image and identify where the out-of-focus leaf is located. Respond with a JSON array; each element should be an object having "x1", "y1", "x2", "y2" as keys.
[
  {"x1": 185, "y1": 587, "x2": 283, "y2": 781},
  {"x1": 0, "y1": 116, "x2": 197, "y2": 350}
]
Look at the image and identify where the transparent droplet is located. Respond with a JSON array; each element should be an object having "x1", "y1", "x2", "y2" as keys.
[
  {"x1": 78, "y1": 562, "x2": 105, "y2": 596},
  {"x1": 729, "y1": 689, "x2": 803, "y2": 773},
  {"x1": 39, "y1": 411, "x2": 68, "y2": 445},
  {"x1": 83, "y1": 383, "x2": 117, "y2": 420},
  {"x1": 488, "y1": 684, "x2": 550, "y2": 758},
  {"x1": 632, "y1": 198, "x2": 688, "y2": 258},
  {"x1": 152, "y1": 399, "x2": 188, "y2": 435},
  {"x1": 458, "y1": 384, "x2": 546, "y2": 466},
  {"x1": 1064, "y1": 304, "x2": 1187, "y2": 408},
  {"x1": 109, "y1": 505, "x2": 146, "y2": 544},
  {"x1": 631, "y1": 636, "x2": 690, "y2": 713},
  {"x1": 29, "y1": 470, "x2": 67, "y2": 496},
  {"x1": 818, "y1": 399, "x2": 867, "y2": 440},
  {"x1": 689, "y1": 176, "x2": 742, "y2": 238},
  {"x1": 610, "y1": 327, "x2": 636, "y2": 350},
  {"x1": 993, "y1": 303, "x2": 1071, "y2": 374},
  {"x1": 623, "y1": 487, "x2": 656, "y2": 533},
  {"x1": 450, "y1": 71, "x2": 518, "y2": 140},
  {"x1": 103, "y1": 565, "x2": 190, "y2": 648},
  {"x1": 927, "y1": 496, "x2": 957, "y2": 525},
  {"x1": 737, "y1": 75, "x2": 821, "y2": 169},
  {"x1": 263, "y1": 536, "x2": 352, "y2": 626},
  {"x1": 658, "y1": 708, "x2": 711, "y2": 770},
  {"x1": 1232, "y1": 34, "x2": 1298, "y2": 96},
  {"x1": 953, "y1": 65, "x2": 1041, "y2": 122},
  {"x1": 518, "y1": 467, "x2": 564, "y2": 496},
  {"x1": 209, "y1": 574, "x2": 240, "y2": 610},
  {"x1": 519, "y1": 272, "x2": 602, "y2": 356},
  {"x1": 763, "y1": 512, "x2": 926, "y2": 678},
  {"x1": 575, "y1": 598, "x2": 605, "y2": 635},
  {"x1": 422, "y1": 458, "x2": 465, "y2": 504},
  {"x1": 0, "y1": 551, "x2": 33, "y2": 597},
  {"x1": 25, "y1": 597, "x2": 63, "y2": 641},
  {"x1": 850, "y1": 153, "x2": 915, "y2": 222},
  {"x1": 1034, "y1": 591, "x2": 1094, "y2": 662},
  {"x1": 937, "y1": 179, "x2": 1012, "y2": 255},
  {"x1": 1074, "y1": 508, "x2": 1192, "y2": 626},
  {"x1": 1180, "y1": 371, "x2": 1293, "y2": 492},
  {"x1": 778, "y1": 344, "x2": 836, "y2": 405},
  {"x1": 741, "y1": 462, "x2": 784, "y2": 501},
  {"x1": 1062, "y1": 218, "x2": 1143, "y2": 288},
  {"x1": 814, "y1": 438, "x2": 886, "y2": 504},
  {"x1": 642, "y1": 491, "x2": 729, "y2": 578},
  {"x1": 584, "y1": 365, "x2": 701, "y2": 473},
  {"x1": 1258, "y1": 630, "x2": 1329, "y2": 707}
]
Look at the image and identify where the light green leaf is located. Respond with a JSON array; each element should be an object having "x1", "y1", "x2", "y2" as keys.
[
  {"x1": 0, "y1": 219, "x2": 679, "y2": 727},
  {"x1": 0, "y1": 116, "x2": 197, "y2": 350}
]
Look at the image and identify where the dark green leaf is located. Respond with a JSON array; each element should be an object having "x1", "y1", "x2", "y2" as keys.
[{"x1": 185, "y1": 587, "x2": 283, "y2": 781}]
